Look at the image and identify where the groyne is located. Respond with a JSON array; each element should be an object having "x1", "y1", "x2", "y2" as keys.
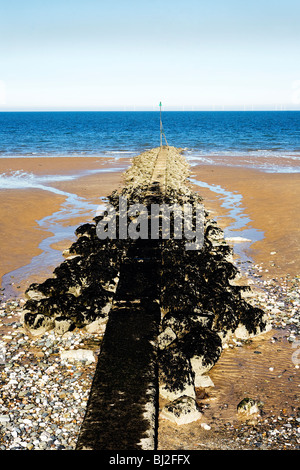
[{"x1": 21, "y1": 147, "x2": 270, "y2": 449}]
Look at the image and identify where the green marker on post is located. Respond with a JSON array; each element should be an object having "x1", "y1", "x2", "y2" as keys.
[{"x1": 159, "y1": 101, "x2": 168, "y2": 147}]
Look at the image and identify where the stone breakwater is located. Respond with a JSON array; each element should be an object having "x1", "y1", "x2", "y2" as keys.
[{"x1": 20, "y1": 147, "x2": 271, "y2": 446}]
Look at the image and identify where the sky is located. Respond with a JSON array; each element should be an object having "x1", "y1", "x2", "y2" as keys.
[{"x1": 0, "y1": 0, "x2": 300, "y2": 111}]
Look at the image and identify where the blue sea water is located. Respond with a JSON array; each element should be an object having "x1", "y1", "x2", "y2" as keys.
[
  {"x1": 0, "y1": 111, "x2": 299, "y2": 289},
  {"x1": 0, "y1": 111, "x2": 299, "y2": 160}
]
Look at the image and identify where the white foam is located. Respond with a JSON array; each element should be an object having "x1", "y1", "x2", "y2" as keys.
[
  {"x1": 0, "y1": 170, "x2": 76, "y2": 192},
  {"x1": 0, "y1": 167, "x2": 125, "y2": 192}
]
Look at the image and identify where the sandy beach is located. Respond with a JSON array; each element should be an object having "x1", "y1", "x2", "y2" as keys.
[
  {"x1": 0, "y1": 152, "x2": 299, "y2": 450},
  {"x1": 1, "y1": 155, "x2": 299, "y2": 291},
  {"x1": 0, "y1": 190, "x2": 66, "y2": 287},
  {"x1": 0, "y1": 156, "x2": 129, "y2": 293},
  {"x1": 1, "y1": 0, "x2": 300, "y2": 451},
  {"x1": 190, "y1": 164, "x2": 300, "y2": 279}
]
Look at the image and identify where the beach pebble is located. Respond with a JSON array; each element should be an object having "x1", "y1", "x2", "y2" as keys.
[
  {"x1": 0, "y1": 415, "x2": 10, "y2": 424},
  {"x1": 200, "y1": 422, "x2": 211, "y2": 430},
  {"x1": 160, "y1": 396, "x2": 202, "y2": 425},
  {"x1": 1, "y1": 253, "x2": 300, "y2": 450},
  {"x1": 0, "y1": 298, "x2": 101, "y2": 450},
  {"x1": 60, "y1": 349, "x2": 95, "y2": 363},
  {"x1": 237, "y1": 398, "x2": 262, "y2": 417}
]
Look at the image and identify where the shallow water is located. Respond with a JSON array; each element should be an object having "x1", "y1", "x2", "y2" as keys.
[
  {"x1": 0, "y1": 112, "x2": 298, "y2": 292},
  {"x1": 0, "y1": 168, "x2": 112, "y2": 296},
  {"x1": 204, "y1": 328, "x2": 300, "y2": 422},
  {"x1": 0, "y1": 167, "x2": 124, "y2": 191},
  {"x1": 190, "y1": 177, "x2": 264, "y2": 269}
]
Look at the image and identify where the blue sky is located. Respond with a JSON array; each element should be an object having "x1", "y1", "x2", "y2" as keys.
[{"x1": 0, "y1": 0, "x2": 300, "y2": 110}]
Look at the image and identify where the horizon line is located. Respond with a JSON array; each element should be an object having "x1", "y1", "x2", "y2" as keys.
[{"x1": 0, "y1": 107, "x2": 300, "y2": 112}]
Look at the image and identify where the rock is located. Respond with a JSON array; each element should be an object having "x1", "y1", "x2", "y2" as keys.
[
  {"x1": 54, "y1": 317, "x2": 74, "y2": 336},
  {"x1": 22, "y1": 313, "x2": 54, "y2": 336},
  {"x1": 184, "y1": 327, "x2": 223, "y2": 377},
  {"x1": 158, "y1": 347, "x2": 196, "y2": 400},
  {"x1": 0, "y1": 415, "x2": 10, "y2": 424},
  {"x1": 237, "y1": 398, "x2": 262, "y2": 417},
  {"x1": 84, "y1": 316, "x2": 108, "y2": 334},
  {"x1": 60, "y1": 349, "x2": 96, "y2": 363},
  {"x1": 234, "y1": 316, "x2": 272, "y2": 340},
  {"x1": 194, "y1": 374, "x2": 214, "y2": 388},
  {"x1": 160, "y1": 396, "x2": 202, "y2": 425},
  {"x1": 25, "y1": 287, "x2": 46, "y2": 301},
  {"x1": 159, "y1": 380, "x2": 195, "y2": 401},
  {"x1": 190, "y1": 356, "x2": 212, "y2": 377},
  {"x1": 40, "y1": 431, "x2": 51, "y2": 441},
  {"x1": 157, "y1": 327, "x2": 177, "y2": 350},
  {"x1": 200, "y1": 422, "x2": 211, "y2": 430}
]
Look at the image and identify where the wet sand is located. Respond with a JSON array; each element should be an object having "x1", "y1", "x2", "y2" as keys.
[
  {"x1": 2, "y1": 156, "x2": 298, "y2": 290},
  {"x1": 0, "y1": 190, "x2": 66, "y2": 286},
  {"x1": 190, "y1": 164, "x2": 300, "y2": 279},
  {"x1": 0, "y1": 155, "x2": 124, "y2": 176},
  {"x1": 0, "y1": 156, "x2": 129, "y2": 292}
]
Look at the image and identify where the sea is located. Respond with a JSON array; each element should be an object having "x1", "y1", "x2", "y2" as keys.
[
  {"x1": 0, "y1": 111, "x2": 299, "y2": 172},
  {"x1": 0, "y1": 111, "x2": 299, "y2": 291}
]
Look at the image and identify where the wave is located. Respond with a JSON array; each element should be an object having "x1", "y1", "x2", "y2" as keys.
[
  {"x1": 0, "y1": 167, "x2": 125, "y2": 192},
  {"x1": 0, "y1": 170, "x2": 79, "y2": 196},
  {"x1": 184, "y1": 148, "x2": 300, "y2": 158},
  {"x1": 185, "y1": 149, "x2": 300, "y2": 173}
]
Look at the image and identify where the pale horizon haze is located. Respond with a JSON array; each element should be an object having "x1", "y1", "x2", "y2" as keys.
[{"x1": 1, "y1": 0, "x2": 300, "y2": 111}]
